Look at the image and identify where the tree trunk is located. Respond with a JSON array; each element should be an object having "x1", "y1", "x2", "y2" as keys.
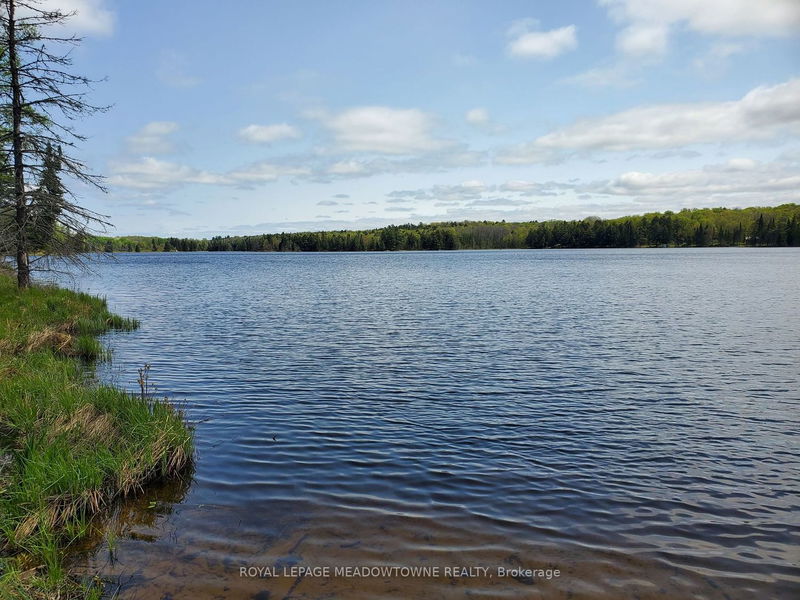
[{"x1": 7, "y1": 0, "x2": 30, "y2": 288}]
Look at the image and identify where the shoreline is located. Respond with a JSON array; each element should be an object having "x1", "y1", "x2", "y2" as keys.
[{"x1": 0, "y1": 270, "x2": 194, "y2": 599}]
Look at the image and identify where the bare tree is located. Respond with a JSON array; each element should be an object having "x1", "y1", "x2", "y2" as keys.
[{"x1": 0, "y1": 0, "x2": 109, "y2": 288}]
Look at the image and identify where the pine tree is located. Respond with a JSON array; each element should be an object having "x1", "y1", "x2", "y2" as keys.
[
  {"x1": 1, "y1": 0, "x2": 109, "y2": 287},
  {"x1": 28, "y1": 143, "x2": 63, "y2": 251}
]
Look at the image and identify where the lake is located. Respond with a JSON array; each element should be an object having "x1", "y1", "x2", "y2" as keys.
[{"x1": 63, "y1": 248, "x2": 799, "y2": 599}]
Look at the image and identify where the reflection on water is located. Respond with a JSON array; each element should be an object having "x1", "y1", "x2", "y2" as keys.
[
  {"x1": 61, "y1": 249, "x2": 800, "y2": 599},
  {"x1": 70, "y1": 476, "x2": 193, "y2": 563}
]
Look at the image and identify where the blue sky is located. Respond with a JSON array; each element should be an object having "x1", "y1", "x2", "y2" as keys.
[{"x1": 44, "y1": 0, "x2": 800, "y2": 236}]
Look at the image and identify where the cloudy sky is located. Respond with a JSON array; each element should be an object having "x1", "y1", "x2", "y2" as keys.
[{"x1": 49, "y1": 0, "x2": 800, "y2": 236}]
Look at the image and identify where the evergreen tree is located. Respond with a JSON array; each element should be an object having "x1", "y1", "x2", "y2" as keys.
[
  {"x1": 1, "y1": 0, "x2": 109, "y2": 288},
  {"x1": 787, "y1": 217, "x2": 799, "y2": 247},
  {"x1": 28, "y1": 143, "x2": 64, "y2": 251}
]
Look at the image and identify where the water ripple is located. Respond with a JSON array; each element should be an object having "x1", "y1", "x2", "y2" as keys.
[{"x1": 62, "y1": 249, "x2": 800, "y2": 599}]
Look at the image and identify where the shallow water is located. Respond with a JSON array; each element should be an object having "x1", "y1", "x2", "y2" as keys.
[{"x1": 63, "y1": 249, "x2": 800, "y2": 599}]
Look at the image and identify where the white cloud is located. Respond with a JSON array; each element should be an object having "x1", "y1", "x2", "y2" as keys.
[
  {"x1": 433, "y1": 180, "x2": 489, "y2": 202},
  {"x1": 500, "y1": 180, "x2": 541, "y2": 194},
  {"x1": 460, "y1": 179, "x2": 486, "y2": 190},
  {"x1": 327, "y1": 160, "x2": 367, "y2": 175},
  {"x1": 467, "y1": 197, "x2": 530, "y2": 207},
  {"x1": 226, "y1": 161, "x2": 310, "y2": 184},
  {"x1": 487, "y1": 155, "x2": 800, "y2": 208},
  {"x1": 126, "y1": 121, "x2": 179, "y2": 155},
  {"x1": 109, "y1": 157, "x2": 309, "y2": 191},
  {"x1": 319, "y1": 106, "x2": 449, "y2": 154},
  {"x1": 200, "y1": 152, "x2": 798, "y2": 231},
  {"x1": 616, "y1": 24, "x2": 669, "y2": 57},
  {"x1": 238, "y1": 123, "x2": 301, "y2": 144},
  {"x1": 601, "y1": 0, "x2": 800, "y2": 36},
  {"x1": 315, "y1": 147, "x2": 484, "y2": 181},
  {"x1": 725, "y1": 157, "x2": 758, "y2": 170},
  {"x1": 500, "y1": 180, "x2": 568, "y2": 196},
  {"x1": 32, "y1": 0, "x2": 114, "y2": 35},
  {"x1": 379, "y1": 154, "x2": 800, "y2": 219},
  {"x1": 465, "y1": 107, "x2": 506, "y2": 134},
  {"x1": 117, "y1": 113, "x2": 484, "y2": 188},
  {"x1": 600, "y1": 0, "x2": 800, "y2": 57},
  {"x1": 116, "y1": 144, "x2": 484, "y2": 190},
  {"x1": 498, "y1": 77, "x2": 800, "y2": 163},
  {"x1": 589, "y1": 156, "x2": 800, "y2": 206},
  {"x1": 466, "y1": 108, "x2": 490, "y2": 125},
  {"x1": 109, "y1": 157, "x2": 224, "y2": 190},
  {"x1": 507, "y1": 20, "x2": 578, "y2": 59},
  {"x1": 388, "y1": 180, "x2": 489, "y2": 205},
  {"x1": 384, "y1": 181, "x2": 549, "y2": 215}
]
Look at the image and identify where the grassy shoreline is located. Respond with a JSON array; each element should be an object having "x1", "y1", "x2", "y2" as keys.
[{"x1": 0, "y1": 269, "x2": 193, "y2": 599}]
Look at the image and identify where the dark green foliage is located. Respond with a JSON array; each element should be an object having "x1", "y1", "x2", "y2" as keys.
[
  {"x1": 93, "y1": 204, "x2": 800, "y2": 253},
  {"x1": 28, "y1": 144, "x2": 64, "y2": 252}
]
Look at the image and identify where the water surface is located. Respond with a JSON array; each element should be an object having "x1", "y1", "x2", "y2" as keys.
[{"x1": 65, "y1": 249, "x2": 800, "y2": 599}]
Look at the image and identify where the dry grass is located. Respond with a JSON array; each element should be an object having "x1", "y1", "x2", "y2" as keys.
[{"x1": 24, "y1": 328, "x2": 73, "y2": 355}]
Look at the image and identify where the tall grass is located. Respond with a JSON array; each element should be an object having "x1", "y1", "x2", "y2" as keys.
[{"x1": 0, "y1": 271, "x2": 193, "y2": 599}]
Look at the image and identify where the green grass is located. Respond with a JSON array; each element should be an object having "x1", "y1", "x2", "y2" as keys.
[{"x1": 0, "y1": 269, "x2": 193, "y2": 599}]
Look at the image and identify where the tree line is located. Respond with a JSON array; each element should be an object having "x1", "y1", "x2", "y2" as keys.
[{"x1": 96, "y1": 204, "x2": 800, "y2": 253}]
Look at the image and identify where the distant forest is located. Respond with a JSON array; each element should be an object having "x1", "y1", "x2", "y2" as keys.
[{"x1": 98, "y1": 204, "x2": 800, "y2": 253}]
